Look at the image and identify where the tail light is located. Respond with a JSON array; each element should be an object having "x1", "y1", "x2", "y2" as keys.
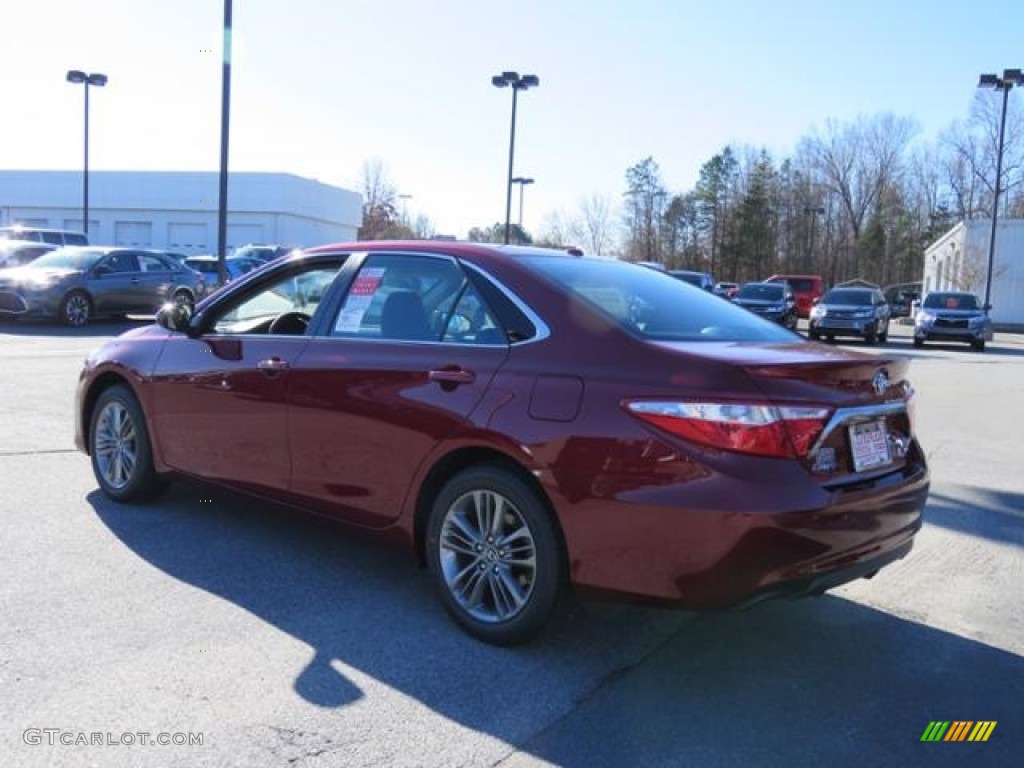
[{"x1": 625, "y1": 401, "x2": 831, "y2": 459}]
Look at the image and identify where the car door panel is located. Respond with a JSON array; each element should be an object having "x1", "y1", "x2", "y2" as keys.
[
  {"x1": 150, "y1": 335, "x2": 310, "y2": 491},
  {"x1": 286, "y1": 339, "x2": 508, "y2": 527}
]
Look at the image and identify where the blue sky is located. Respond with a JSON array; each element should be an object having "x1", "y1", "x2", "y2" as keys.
[{"x1": 2, "y1": 0, "x2": 1022, "y2": 239}]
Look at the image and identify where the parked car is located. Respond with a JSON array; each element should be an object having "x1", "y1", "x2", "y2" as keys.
[
  {"x1": 888, "y1": 289, "x2": 920, "y2": 318},
  {"x1": 232, "y1": 243, "x2": 297, "y2": 264},
  {"x1": 75, "y1": 242, "x2": 928, "y2": 645},
  {"x1": 713, "y1": 281, "x2": 739, "y2": 298},
  {"x1": 766, "y1": 274, "x2": 823, "y2": 318},
  {"x1": 183, "y1": 255, "x2": 265, "y2": 291},
  {"x1": 913, "y1": 291, "x2": 991, "y2": 352},
  {"x1": 635, "y1": 260, "x2": 667, "y2": 272},
  {"x1": 808, "y1": 286, "x2": 891, "y2": 344},
  {"x1": 669, "y1": 269, "x2": 715, "y2": 291},
  {"x1": 0, "y1": 239, "x2": 57, "y2": 268},
  {"x1": 731, "y1": 281, "x2": 799, "y2": 329},
  {"x1": 0, "y1": 226, "x2": 88, "y2": 247},
  {"x1": 0, "y1": 246, "x2": 206, "y2": 326}
]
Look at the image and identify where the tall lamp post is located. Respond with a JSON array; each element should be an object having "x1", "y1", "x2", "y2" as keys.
[
  {"x1": 804, "y1": 206, "x2": 824, "y2": 272},
  {"x1": 977, "y1": 68, "x2": 1023, "y2": 309},
  {"x1": 492, "y1": 71, "x2": 539, "y2": 244},
  {"x1": 398, "y1": 193, "x2": 413, "y2": 224},
  {"x1": 65, "y1": 70, "x2": 107, "y2": 236},
  {"x1": 217, "y1": 0, "x2": 233, "y2": 285},
  {"x1": 511, "y1": 177, "x2": 534, "y2": 229}
]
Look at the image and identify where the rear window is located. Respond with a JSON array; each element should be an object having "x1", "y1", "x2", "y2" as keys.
[
  {"x1": 768, "y1": 276, "x2": 818, "y2": 293},
  {"x1": 823, "y1": 289, "x2": 872, "y2": 305},
  {"x1": 923, "y1": 293, "x2": 978, "y2": 310},
  {"x1": 737, "y1": 283, "x2": 785, "y2": 300},
  {"x1": 523, "y1": 257, "x2": 797, "y2": 342}
]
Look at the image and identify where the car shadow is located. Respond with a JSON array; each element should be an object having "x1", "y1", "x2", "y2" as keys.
[
  {"x1": 88, "y1": 480, "x2": 1023, "y2": 765},
  {"x1": 515, "y1": 597, "x2": 1023, "y2": 767},
  {"x1": 924, "y1": 485, "x2": 1024, "y2": 547}
]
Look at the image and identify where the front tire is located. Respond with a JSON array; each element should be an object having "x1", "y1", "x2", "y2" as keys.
[
  {"x1": 60, "y1": 290, "x2": 92, "y2": 327},
  {"x1": 972, "y1": 339, "x2": 986, "y2": 352},
  {"x1": 89, "y1": 384, "x2": 166, "y2": 502},
  {"x1": 426, "y1": 465, "x2": 567, "y2": 645}
]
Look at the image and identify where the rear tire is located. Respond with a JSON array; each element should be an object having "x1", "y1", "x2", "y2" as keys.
[
  {"x1": 972, "y1": 340, "x2": 986, "y2": 352},
  {"x1": 913, "y1": 337, "x2": 924, "y2": 348},
  {"x1": 89, "y1": 384, "x2": 166, "y2": 502},
  {"x1": 426, "y1": 465, "x2": 567, "y2": 645}
]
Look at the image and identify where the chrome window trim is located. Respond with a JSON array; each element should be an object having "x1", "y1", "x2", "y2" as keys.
[
  {"x1": 808, "y1": 399, "x2": 909, "y2": 457},
  {"x1": 461, "y1": 262, "x2": 551, "y2": 345}
]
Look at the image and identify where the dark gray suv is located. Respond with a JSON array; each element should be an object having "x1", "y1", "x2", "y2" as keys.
[{"x1": 808, "y1": 286, "x2": 891, "y2": 344}]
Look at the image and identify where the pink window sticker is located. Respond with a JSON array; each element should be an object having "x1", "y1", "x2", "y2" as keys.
[
  {"x1": 945, "y1": 297, "x2": 957, "y2": 309},
  {"x1": 349, "y1": 267, "x2": 386, "y2": 297}
]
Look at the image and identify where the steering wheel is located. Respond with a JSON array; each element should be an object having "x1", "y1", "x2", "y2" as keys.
[{"x1": 268, "y1": 311, "x2": 311, "y2": 335}]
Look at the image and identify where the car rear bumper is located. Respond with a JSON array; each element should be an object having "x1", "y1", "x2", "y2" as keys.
[{"x1": 552, "y1": 455, "x2": 928, "y2": 608}]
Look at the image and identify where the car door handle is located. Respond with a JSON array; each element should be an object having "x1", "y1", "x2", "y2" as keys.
[
  {"x1": 429, "y1": 368, "x2": 475, "y2": 385},
  {"x1": 130, "y1": 278, "x2": 141, "y2": 284},
  {"x1": 258, "y1": 358, "x2": 290, "y2": 373}
]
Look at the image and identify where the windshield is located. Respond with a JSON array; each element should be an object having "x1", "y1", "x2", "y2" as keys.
[
  {"x1": 923, "y1": 293, "x2": 978, "y2": 310},
  {"x1": 22, "y1": 248, "x2": 103, "y2": 271},
  {"x1": 737, "y1": 283, "x2": 785, "y2": 300},
  {"x1": 523, "y1": 257, "x2": 797, "y2": 342},
  {"x1": 822, "y1": 289, "x2": 872, "y2": 305}
]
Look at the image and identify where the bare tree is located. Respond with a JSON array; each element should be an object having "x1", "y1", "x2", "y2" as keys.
[
  {"x1": 579, "y1": 194, "x2": 615, "y2": 257},
  {"x1": 358, "y1": 159, "x2": 399, "y2": 240}
]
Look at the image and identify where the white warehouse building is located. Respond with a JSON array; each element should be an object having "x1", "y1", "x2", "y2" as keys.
[
  {"x1": 0, "y1": 170, "x2": 362, "y2": 255},
  {"x1": 924, "y1": 218, "x2": 1024, "y2": 329}
]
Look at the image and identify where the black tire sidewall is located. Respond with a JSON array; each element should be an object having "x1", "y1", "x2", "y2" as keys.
[
  {"x1": 89, "y1": 384, "x2": 162, "y2": 503},
  {"x1": 426, "y1": 465, "x2": 566, "y2": 646}
]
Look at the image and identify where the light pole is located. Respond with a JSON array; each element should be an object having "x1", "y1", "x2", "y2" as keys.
[
  {"x1": 65, "y1": 70, "x2": 107, "y2": 236},
  {"x1": 492, "y1": 71, "x2": 539, "y2": 245},
  {"x1": 217, "y1": 0, "x2": 233, "y2": 285},
  {"x1": 511, "y1": 177, "x2": 534, "y2": 230},
  {"x1": 398, "y1": 193, "x2": 412, "y2": 224},
  {"x1": 977, "y1": 68, "x2": 1023, "y2": 309},
  {"x1": 804, "y1": 206, "x2": 824, "y2": 272}
]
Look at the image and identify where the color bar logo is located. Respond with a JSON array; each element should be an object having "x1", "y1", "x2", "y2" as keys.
[{"x1": 921, "y1": 721, "x2": 997, "y2": 742}]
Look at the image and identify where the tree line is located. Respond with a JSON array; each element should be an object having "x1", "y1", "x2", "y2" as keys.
[
  {"x1": 619, "y1": 91, "x2": 1023, "y2": 287},
  {"x1": 357, "y1": 88, "x2": 1022, "y2": 289}
]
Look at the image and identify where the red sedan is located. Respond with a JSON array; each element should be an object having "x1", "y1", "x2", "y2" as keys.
[{"x1": 75, "y1": 242, "x2": 928, "y2": 645}]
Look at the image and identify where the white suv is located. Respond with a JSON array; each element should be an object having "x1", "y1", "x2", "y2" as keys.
[{"x1": 0, "y1": 226, "x2": 89, "y2": 247}]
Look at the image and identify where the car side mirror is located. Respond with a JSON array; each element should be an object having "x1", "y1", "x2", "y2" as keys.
[
  {"x1": 985, "y1": 303, "x2": 993, "y2": 312},
  {"x1": 156, "y1": 302, "x2": 195, "y2": 334},
  {"x1": 92, "y1": 264, "x2": 112, "y2": 277}
]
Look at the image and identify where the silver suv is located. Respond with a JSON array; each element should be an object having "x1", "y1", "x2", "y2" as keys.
[{"x1": 0, "y1": 226, "x2": 89, "y2": 247}]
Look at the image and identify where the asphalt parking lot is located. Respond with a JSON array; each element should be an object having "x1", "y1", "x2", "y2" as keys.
[{"x1": 1, "y1": 318, "x2": 1022, "y2": 768}]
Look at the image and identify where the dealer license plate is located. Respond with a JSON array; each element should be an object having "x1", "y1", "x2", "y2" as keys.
[{"x1": 849, "y1": 420, "x2": 892, "y2": 472}]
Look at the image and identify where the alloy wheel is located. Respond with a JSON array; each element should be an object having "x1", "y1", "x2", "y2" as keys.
[
  {"x1": 94, "y1": 400, "x2": 138, "y2": 490},
  {"x1": 438, "y1": 489, "x2": 537, "y2": 624},
  {"x1": 64, "y1": 293, "x2": 90, "y2": 326}
]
